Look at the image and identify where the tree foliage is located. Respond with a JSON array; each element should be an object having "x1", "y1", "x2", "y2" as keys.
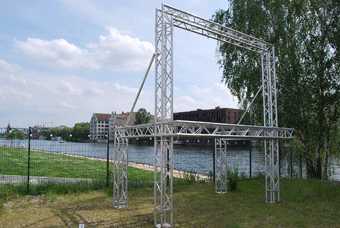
[
  {"x1": 8, "y1": 129, "x2": 25, "y2": 140},
  {"x1": 134, "y1": 108, "x2": 151, "y2": 125},
  {"x1": 213, "y1": 0, "x2": 340, "y2": 179},
  {"x1": 42, "y1": 122, "x2": 90, "y2": 142}
]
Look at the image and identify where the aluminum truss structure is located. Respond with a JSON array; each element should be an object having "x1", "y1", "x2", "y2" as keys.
[
  {"x1": 117, "y1": 121, "x2": 293, "y2": 140},
  {"x1": 113, "y1": 130, "x2": 129, "y2": 209},
  {"x1": 113, "y1": 3, "x2": 294, "y2": 227},
  {"x1": 215, "y1": 139, "x2": 228, "y2": 194}
]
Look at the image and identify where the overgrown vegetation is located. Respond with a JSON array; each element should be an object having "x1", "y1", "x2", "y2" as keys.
[{"x1": 228, "y1": 165, "x2": 239, "y2": 191}]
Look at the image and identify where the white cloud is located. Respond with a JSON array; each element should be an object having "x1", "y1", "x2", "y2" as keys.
[
  {"x1": 190, "y1": 0, "x2": 203, "y2": 5},
  {"x1": 60, "y1": 101, "x2": 75, "y2": 109},
  {"x1": 84, "y1": 42, "x2": 98, "y2": 49},
  {"x1": 113, "y1": 83, "x2": 139, "y2": 94},
  {"x1": 14, "y1": 27, "x2": 154, "y2": 71},
  {"x1": 0, "y1": 59, "x2": 21, "y2": 73},
  {"x1": 7, "y1": 74, "x2": 27, "y2": 84},
  {"x1": 14, "y1": 38, "x2": 100, "y2": 70},
  {"x1": 84, "y1": 87, "x2": 104, "y2": 96},
  {"x1": 6, "y1": 86, "x2": 33, "y2": 99},
  {"x1": 58, "y1": 81, "x2": 82, "y2": 95},
  {"x1": 174, "y1": 83, "x2": 239, "y2": 112}
]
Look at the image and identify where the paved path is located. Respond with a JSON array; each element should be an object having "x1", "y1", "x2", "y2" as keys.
[
  {"x1": 0, "y1": 175, "x2": 94, "y2": 185},
  {"x1": 128, "y1": 162, "x2": 209, "y2": 181}
]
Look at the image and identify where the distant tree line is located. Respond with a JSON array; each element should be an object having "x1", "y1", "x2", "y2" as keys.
[{"x1": 42, "y1": 122, "x2": 90, "y2": 142}]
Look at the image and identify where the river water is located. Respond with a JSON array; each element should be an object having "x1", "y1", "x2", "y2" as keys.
[{"x1": 1, "y1": 139, "x2": 339, "y2": 181}]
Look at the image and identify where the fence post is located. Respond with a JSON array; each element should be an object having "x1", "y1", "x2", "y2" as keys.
[
  {"x1": 249, "y1": 140, "x2": 252, "y2": 178},
  {"x1": 300, "y1": 154, "x2": 302, "y2": 178},
  {"x1": 279, "y1": 142, "x2": 281, "y2": 177},
  {"x1": 290, "y1": 147, "x2": 293, "y2": 178},
  {"x1": 106, "y1": 131, "x2": 110, "y2": 187},
  {"x1": 27, "y1": 127, "x2": 31, "y2": 195},
  {"x1": 212, "y1": 145, "x2": 215, "y2": 182}
]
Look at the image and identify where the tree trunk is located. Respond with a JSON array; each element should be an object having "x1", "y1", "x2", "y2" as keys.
[
  {"x1": 314, "y1": 129, "x2": 324, "y2": 179},
  {"x1": 300, "y1": 137, "x2": 322, "y2": 179},
  {"x1": 322, "y1": 129, "x2": 330, "y2": 180}
]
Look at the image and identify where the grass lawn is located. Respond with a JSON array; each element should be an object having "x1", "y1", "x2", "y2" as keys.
[
  {"x1": 0, "y1": 177, "x2": 339, "y2": 227},
  {"x1": 0, "y1": 146, "x2": 154, "y2": 181}
]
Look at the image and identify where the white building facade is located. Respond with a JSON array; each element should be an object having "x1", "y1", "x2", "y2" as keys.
[
  {"x1": 90, "y1": 113, "x2": 111, "y2": 142},
  {"x1": 109, "y1": 111, "x2": 136, "y2": 140},
  {"x1": 90, "y1": 112, "x2": 137, "y2": 141}
]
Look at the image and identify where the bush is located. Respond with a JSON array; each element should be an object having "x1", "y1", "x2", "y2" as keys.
[{"x1": 228, "y1": 165, "x2": 239, "y2": 192}]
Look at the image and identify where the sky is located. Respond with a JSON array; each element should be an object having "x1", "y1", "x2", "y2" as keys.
[{"x1": 0, "y1": 0, "x2": 239, "y2": 128}]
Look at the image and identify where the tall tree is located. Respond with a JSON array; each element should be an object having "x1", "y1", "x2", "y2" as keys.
[
  {"x1": 134, "y1": 108, "x2": 151, "y2": 125},
  {"x1": 213, "y1": 0, "x2": 340, "y2": 179}
]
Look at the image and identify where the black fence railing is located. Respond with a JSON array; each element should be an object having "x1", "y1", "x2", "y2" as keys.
[
  {"x1": 3, "y1": 126, "x2": 334, "y2": 195},
  {"x1": 0, "y1": 127, "x2": 114, "y2": 194}
]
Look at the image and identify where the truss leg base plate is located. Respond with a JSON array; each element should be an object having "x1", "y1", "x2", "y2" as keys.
[
  {"x1": 156, "y1": 223, "x2": 172, "y2": 228},
  {"x1": 114, "y1": 205, "x2": 127, "y2": 209}
]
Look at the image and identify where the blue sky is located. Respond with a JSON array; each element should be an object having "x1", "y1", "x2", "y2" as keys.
[{"x1": 0, "y1": 0, "x2": 239, "y2": 128}]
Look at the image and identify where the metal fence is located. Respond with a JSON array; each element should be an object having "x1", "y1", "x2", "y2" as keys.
[
  {"x1": 2, "y1": 126, "x2": 327, "y2": 195},
  {"x1": 0, "y1": 127, "x2": 114, "y2": 194}
]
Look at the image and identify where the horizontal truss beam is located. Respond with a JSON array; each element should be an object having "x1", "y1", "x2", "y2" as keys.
[
  {"x1": 116, "y1": 120, "x2": 294, "y2": 140},
  {"x1": 162, "y1": 4, "x2": 272, "y2": 54}
]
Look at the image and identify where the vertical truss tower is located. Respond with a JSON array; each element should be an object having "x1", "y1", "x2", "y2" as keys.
[
  {"x1": 215, "y1": 139, "x2": 228, "y2": 194},
  {"x1": 262, "y1": 48, "x2": 280, "y2": 203},
  {"x1": 113, "y1": 130, "x2": 128, "y2": 208},
  {"x1": 154, "y1": 5, "x2": 174, "y2": 227},
  {"x1": 113, "y1": 3, "x2": 293, "y2": 227}
]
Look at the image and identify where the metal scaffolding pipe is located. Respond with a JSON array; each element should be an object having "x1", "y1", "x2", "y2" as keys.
[
  {"x1": 125, "y1": 53, "x2": 157, "y2": 126},
  {"x1": 237, "y1": 85, "x2": 263, "y2": 125}
]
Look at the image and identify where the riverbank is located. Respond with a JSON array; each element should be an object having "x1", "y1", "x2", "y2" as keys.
[
  {"x1": 0, "y1": 177, "x2": 339, "y2": 227},
  {"x1": 128, "y1": 162, "x2": 209, "y2": 181}
]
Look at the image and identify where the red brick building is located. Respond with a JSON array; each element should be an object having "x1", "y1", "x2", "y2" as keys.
[{"x1": 173, "y1": 106, "x2": 243, "y2": 124}]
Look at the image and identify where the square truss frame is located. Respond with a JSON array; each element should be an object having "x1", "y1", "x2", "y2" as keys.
[{"x1": 113, "y1": 4, "x2": 294, "y2": 227}]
